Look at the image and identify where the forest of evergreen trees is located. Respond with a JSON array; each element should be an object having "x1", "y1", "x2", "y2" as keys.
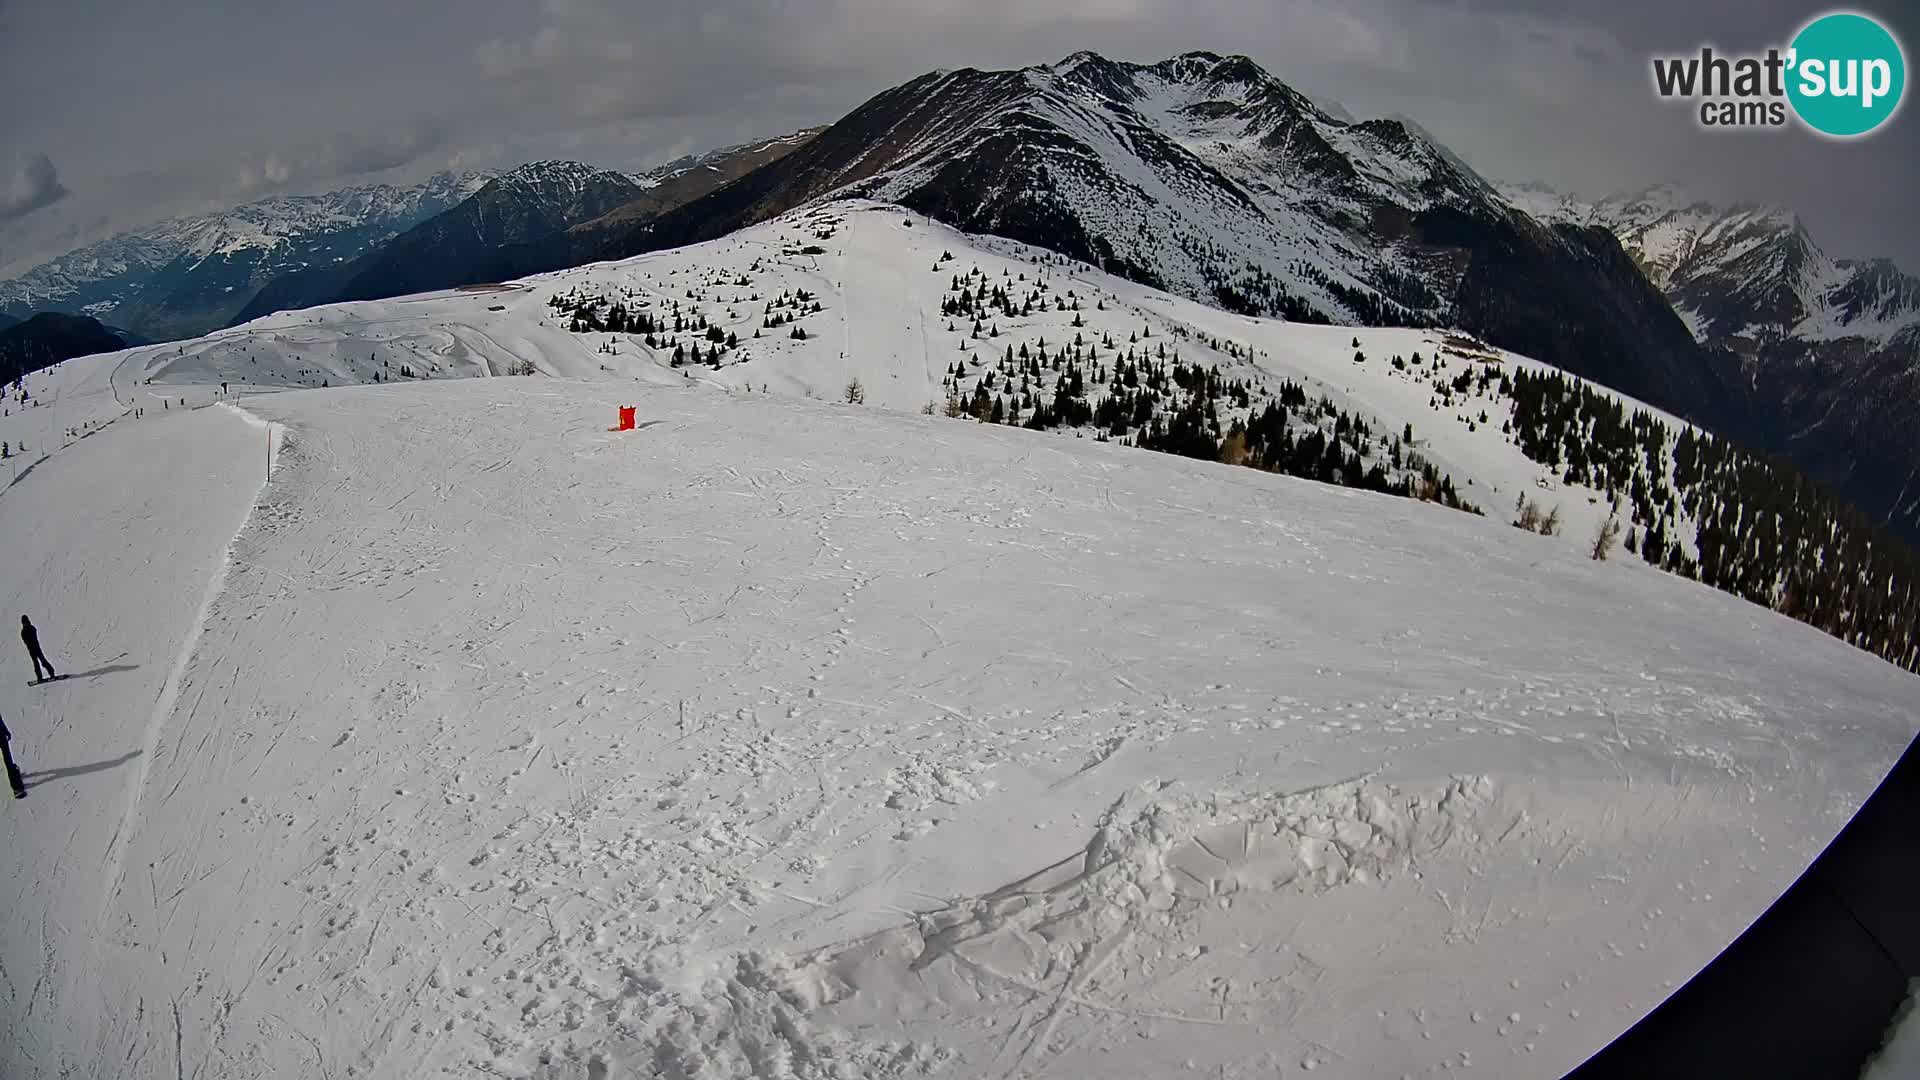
[
  {"x1": 934, "y1": 267, "x2": 1477, "y2": 514},
  {"x1": 544, "y1": 238, "x2": 1911, "y2": 676},
  {"x1": 1502, "y1": 367, "x2": 1919, "y2": 673},
  {"x1": 548, "y1": 276, "x2": 821, "y2": 371}
]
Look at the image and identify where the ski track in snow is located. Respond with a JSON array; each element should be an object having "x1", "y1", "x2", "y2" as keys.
[
  {"x1": 0, "y1": 207, "x2": 1914, "y2": 1079},
  {"x1": 0, "y1": 401, "x2": 265, "y2": 1074}
]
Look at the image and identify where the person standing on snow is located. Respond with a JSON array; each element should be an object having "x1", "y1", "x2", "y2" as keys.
[
  {"x1": 21, "y1": 616, "x2": 56, "y2": 683},
  {"x1": 1, "y1": 714, "x2": 25, "y2": 798}
]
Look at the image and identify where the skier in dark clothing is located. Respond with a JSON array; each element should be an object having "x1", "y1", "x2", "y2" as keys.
[
  {"x1": 1, "y1": 714, "x2": 25, "y2": 798},
  {"x1": 21, "y1": 615, "x2": 55, "y2": 683}
]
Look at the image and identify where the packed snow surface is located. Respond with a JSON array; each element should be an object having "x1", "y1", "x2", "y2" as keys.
[{"x1": 1, "y1": 204, "x2": 1915, "y2": 1079}]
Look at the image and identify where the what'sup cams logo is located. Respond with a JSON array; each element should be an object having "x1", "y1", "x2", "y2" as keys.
[{"x1": 1652, "y1": 10, "x2": 1907, "y2": 137}]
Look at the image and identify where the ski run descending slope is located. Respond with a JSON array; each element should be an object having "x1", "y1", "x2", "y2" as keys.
[{"x1": 0, "y1": 201, "x2": 1915, "y2": 1080}]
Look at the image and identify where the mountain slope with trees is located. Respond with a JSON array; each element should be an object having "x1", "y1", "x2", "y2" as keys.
[
  {"x1": 599, "y1": 52, "x2": 1743, "y2": 441},
  {"x1": 0, "y1": 312, "x2": 133, "y2": 385},
  {"x1": 81, "y1": 201, "x2": 1920, "y2": 674},
  {"x1": 1507, "y1": 183, "x2": 1920, "y2": 544},
  {"x1": 329, "y1": 161, "x2": 648, "y2": 303}
]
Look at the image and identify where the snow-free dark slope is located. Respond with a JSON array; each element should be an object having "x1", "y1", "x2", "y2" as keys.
[
  {"x1": 0, "y1": 172, "x2": 485, "y2": 342},
  {"x1": 0, "y1": 312, "x2": 132, "y2": 384},
  {"x1": 603, "y1": 51, "x2": 1738, "y2": 431},
  {"x1": 1510, "y1": 184, "x2": 1920, "y2": 542},
  {"x1": 560, "y1": 128, "x2": 824, "y2": 253},
  {"x1": 337, "y1": 162, "x2": 648, "y2": 304},
  {"x1": 228, "y1": 161, "x2": 644, "y2": 320}
]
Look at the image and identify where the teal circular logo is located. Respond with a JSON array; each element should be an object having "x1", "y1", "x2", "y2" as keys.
[{"x1": 1787, "y1": 12, "x2": 1907, "y2": 137}]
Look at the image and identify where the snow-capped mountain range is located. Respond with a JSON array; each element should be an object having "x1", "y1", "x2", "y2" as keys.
[
  {"x1": 0, "y1": 129, "x2": 823, "y2": 347},
  {"x1": 1503, "y1": 181, "x2": 1920, "y2": 350},
  {"x1": 626, "y1": 50, "x2": 1520, "y2": 319},
  {"x1": 475, "y1": 159, "x2": 623, "y2": 205},
  {"x1": 0, "y1": 171, "x2": 491, "y2": 341},
  {"x1": 1505, "y1": 180, "x2": 1920, "y2": 538},
  {"x1": 315, "y1": 160, "x2": 650, "y2": 308},
  {"x1": 227, "y1": 132, "x2": 823, "y2": 325},
  {"x1": 612, "y1": 51, "x2": 1729, "y2": 441}
]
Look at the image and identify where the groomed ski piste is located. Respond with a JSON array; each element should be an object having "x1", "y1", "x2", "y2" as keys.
[{"x1": 1, "y1": 202, "x2": 1914, "y2": 1079}]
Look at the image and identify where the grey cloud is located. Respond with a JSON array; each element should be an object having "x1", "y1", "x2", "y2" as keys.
[
  {"x1": 0, "y1": 0, "x2": 1914, "y2": 270},
  {"x1": 226, "y1": 126, "x2": 450, "y2": 198},
  {"x1": 1, "y1": 154, "x2": 69, "y2": 223}
]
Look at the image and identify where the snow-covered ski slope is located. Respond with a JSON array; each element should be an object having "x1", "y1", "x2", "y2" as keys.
[
  {"x1": 0, "y1": 202, "x2": 1914, "y2": 1079},
  {"x1": 87, "y1": 202, "x2": 1699, "y2": 555}
]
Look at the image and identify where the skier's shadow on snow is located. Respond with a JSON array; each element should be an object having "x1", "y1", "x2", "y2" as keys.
[
  {"x1": 22, "y1": 750, "x2": 141, "y2": 791},
  {"x1": 57, "y1": 663, "x2": 141, "y2": 682}
]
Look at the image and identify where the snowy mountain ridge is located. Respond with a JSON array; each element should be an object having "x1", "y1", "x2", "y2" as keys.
[
  {"x1": 1502, "y1": 181, "x2": 1920, "y2": 348},
  {"x1": 844, "y1": 49, "x2": 1499, "y2": 325},
  {"x1": 609, "y1": 50, "x2": 1727, "y2": 460},
  {"x1": 636, "y1": 127, "x2": 829, "y2": 191},
  {"x1": 0, "y1": 170, "x2": 493, "y2": 340},
  {"x1": 1, "y1": 171, "x2": 491, "y2": 302},
  {"x1": 489, "y1": 160, "x2": 629, "y2": 202},
  {"x1": 224, "y1": 129, "x2": 827, "y2": 326},
  {"x1": 1503, "y1": 179, "x2": 1920, "y2": 538}
]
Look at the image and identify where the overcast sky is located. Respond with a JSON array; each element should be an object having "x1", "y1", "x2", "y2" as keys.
[{"x1": 2, "y1": 0, "x2": 1915, "y2": 275}]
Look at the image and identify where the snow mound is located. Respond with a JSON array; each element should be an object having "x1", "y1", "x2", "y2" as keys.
[
  {"x1": 812, "y1": 773, "x2": 1509, "y2": 1003},
  {"x1": 570, "y1": 774, "x2": 1510, "y2": 1078},
  {"x1": 587, "y1": 957, "x2": 949, "y2": 1080}
]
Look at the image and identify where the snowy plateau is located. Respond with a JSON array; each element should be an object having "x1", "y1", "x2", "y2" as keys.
[{"x1": 0, "y1": 202, "x2": 1915, "y2": 1079}]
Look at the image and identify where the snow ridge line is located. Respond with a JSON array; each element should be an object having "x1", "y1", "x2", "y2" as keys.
[{"x1": 93, "y1": 403, "x2": 284, "y2": 925}]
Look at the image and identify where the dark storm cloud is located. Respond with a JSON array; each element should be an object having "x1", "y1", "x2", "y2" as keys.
[
  {"x1": 0, "y1": 154, "x2": 69, "y2": 224},
  {"x1": 0, "y1": 0, "x2": 1914, "y2": 270}
]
